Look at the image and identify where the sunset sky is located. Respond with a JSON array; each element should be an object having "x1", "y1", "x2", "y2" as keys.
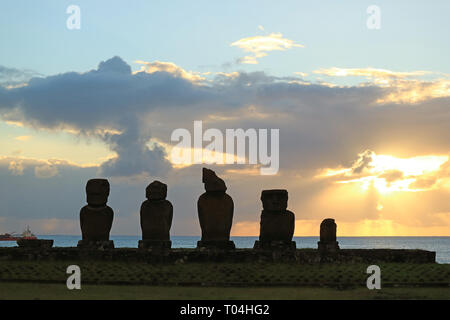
[{"x1": 1, "y1": 0, "x2": 450, "y2": 236}]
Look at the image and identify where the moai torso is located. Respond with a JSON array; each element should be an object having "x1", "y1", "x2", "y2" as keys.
[
  {"x1": 80, "y1": 179, "x2": 114, "y2": 242},
  {"x1": 198, "y1": 192, "x2": 234, "y2": 241},
  {"x1": 260, "y1": 210, "x2": 295, "y2": 242},
  {"x1": 259, "y1": 190, "x2": 295, "y2": 242},
  {"x1": 140, "y1": 181, "x2": 173, "y2": 241},
  {"x1": 197, "y1": 168, "x2": 234, "y2": 242},
  {"x1": 317, "y1": 218, "x2": 339, "y2": 254},
  {"x1": 320, "y1": 219, "x2": 337, "y2": 243}
]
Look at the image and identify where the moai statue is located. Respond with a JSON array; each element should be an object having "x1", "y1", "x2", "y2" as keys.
[
  {"x1": 254, "y1": 189, "x2": 296, "y2": 250},
  {"x1": 317, "y1": 218, "x2": 340, "y2": 253},
  {"x1": 197, "y1": 168, "x2": 235, "y2": 249},
  {"x1": 77, "y1": 179, "x2": 114, "y2": 249},
  {"x1": 139, "y1": 180, "x2": 173, "y2": 249}
]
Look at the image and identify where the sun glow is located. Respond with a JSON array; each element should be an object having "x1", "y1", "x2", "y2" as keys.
[
  {"x1": 371, "y1": 154, "x2": 448, "y2": 176},
  {"x1": 317, "y1": 151, "x2": 448, "y2": 194}
]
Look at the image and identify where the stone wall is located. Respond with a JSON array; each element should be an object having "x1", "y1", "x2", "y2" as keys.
[{"x1": 0, "y1": 247, "x2": 436, "y2": 264}]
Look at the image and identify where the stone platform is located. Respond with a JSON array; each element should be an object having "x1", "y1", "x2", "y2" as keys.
[
  {"x1": 138, "y1": 240, "x2": 172, "y2": 249},
  {"x1": 0, "y1": 247, "x2": 436, "y2": 264},
  {"x1": 253, "y1": 240, "x2": 296, "y2": 250},
  {"x1": 77, "y1": 240, "x2": 114, "y2": 250},
  {"x1": 197, "y1": 240, "x2": 236, "y2": 250},
  {"x1": 16, "y1": 239, "x2": 54, "y2": 249}
]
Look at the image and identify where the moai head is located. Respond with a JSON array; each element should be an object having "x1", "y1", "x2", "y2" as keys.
[
  {"x1": 202, "y1": 168, "x2": 227, "y2": 192},
  {"x1": 146, "y1": 180, "x2": 167, "y2": 200},
  {"x1": 320, "y1": 218, "x2": 337, "y2": 242},
  {"x1": 86, "y1": 179, "x2": 110, "y2": 206},
  {"x1": 261, "y1": 189, "x2": 288, "y2": 212}
]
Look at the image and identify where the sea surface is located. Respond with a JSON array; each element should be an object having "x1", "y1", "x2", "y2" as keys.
[{"x1": 1, "y1": 236, "x2": 449, "y2": 263}]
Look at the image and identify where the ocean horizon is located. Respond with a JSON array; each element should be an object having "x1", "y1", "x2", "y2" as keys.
[{"x1": 1, "y1": 235, "x2": 449, "y2": 264}]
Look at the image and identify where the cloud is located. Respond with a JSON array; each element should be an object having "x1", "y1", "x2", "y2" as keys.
[
  {"x1": 351, "y1": 150, "x2": 375, "y2": 174},
  {"x1": 231, "y1": 32, "x2": 304, "y2": 64},
  {"x1": 34, "y1": 164, "x2": 59, "y2": 178},
  {"x1": 0, "y1": 157, "x2": 97, "y2": 222},
  {"x1": 294, "y1": 72, "x2": 308, "y2": 78},
  {"x1": 378, "y1": 170, "x2": 404, "y2": 183},
  {"x1": 14, "y1": 135, "x2": 32, "y2": 141},
  {"x1": 97, "y1": 56, "x2": 132, "y2": 74},
  {"x1": 0, "y1": 65, "x2": 43, "y2": 88},
  {"x1": 99, "y1": 123, "x2": 171, "y2": 177},
  {"x1": 313, "y1": 67, "x2": 450, "y2": 103},
  {"x1": 0, "y1": 56, "x2": 200, "y2": 177},
  {"x1": 2, "y1": 58, "x2": 450, "y2": 180},
  {"x1": 134, "y1": 60, "x2": 208, "y2": 83},
  {"x1": 375, "y1": 79, "x2": 450, "y2": 104},
  {"x1": 1, "y1": 57, "x2": 450, "y2": 235},
  {"x1": 316, "y1": 150, "x2": 449, "y2": 193},
  {"x1": 313, "y1": 67, "x2": 431, "y2": 79},
  {"x1": 8, "y1": 160, "x2": 24, "y2": 175}
]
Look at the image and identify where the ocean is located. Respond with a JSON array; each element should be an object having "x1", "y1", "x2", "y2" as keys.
[{"x1": 1, "y1": 236, "x2": 449, "y2": 264}]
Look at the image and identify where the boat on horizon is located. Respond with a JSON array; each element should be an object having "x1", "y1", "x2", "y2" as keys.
[{"x1": 0, "y1": 226, "x2": 37, "y2": 241}]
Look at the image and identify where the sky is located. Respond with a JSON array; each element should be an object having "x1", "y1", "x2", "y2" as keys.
[{"x1": 1, "y1": 0, "x2": 450, "y2": 236}]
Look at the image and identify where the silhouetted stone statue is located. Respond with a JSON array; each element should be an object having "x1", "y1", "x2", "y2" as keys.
[
  {"x1": 139, "y1": 180, "x2": 173, "y2": 249},
  {"x1": 317, "y1": 218, "x2": 340, "y2": 253},
  {"x1": 254, "y1": 190, "x2": 296, "y2": 250},
  {"x1": 197, "y1": 168, "x2": 235, "y2": 249},
  {"x1": 77, "y1": 179, "x2": 114, "y2": 249}
]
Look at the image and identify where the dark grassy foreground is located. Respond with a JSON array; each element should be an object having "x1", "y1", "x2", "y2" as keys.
[
  {"x1": 1, "y1": 282, "x2": 449, "y2": 300},
  {"x1": 0, "y1": 261, "x2": 449, "y2": 299}
]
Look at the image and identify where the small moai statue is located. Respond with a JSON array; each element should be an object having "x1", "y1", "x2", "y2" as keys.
[
  {"x1": 197, "y1": 168, "x2": 235, "y2": 250},
  {"x1": 139, "y1": 180, "x2": 173, "y2": 249},
  {"x1": 77, "y1": 179, "x2": 114, "y2": 249},
  {"x1": 254, "y1": 189, "x2": 296, "y2": 250},
  {"x1": 317, "y1": 218, "x2": 340, "y2": 253}
]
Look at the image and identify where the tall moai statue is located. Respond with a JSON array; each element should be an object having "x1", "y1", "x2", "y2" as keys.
[
  {"x1": 77, "y1": 178, "x2": 114, "y2": 249},
  {"x1": 139, "y1": 180, "x2": 173, "y2": 249},
  {"x1": 317, "y1": 218, "x2": 340, "y2": 253},
  {"x1": 197, "y1": 168, "x2": 235, "y2": 249},
  {"x1": 254, "y1": 189, "x2": 296, "y2": 250}
]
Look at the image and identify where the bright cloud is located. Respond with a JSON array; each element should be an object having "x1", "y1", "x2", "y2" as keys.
[
  {"x1": 294, "y1": 72, "x2": 308, "y2": 78},
  {"x1": 313, "y1": 67, "x2": 450, "y2": 103},
  {"x1": 313, "y1": 67, "x2": 431, "y2": 79},
  {"x1": 14, "y1": 135, "x2": 32, "y2": 141},
  {"x1": 134, "y1": 60, "x2": 208, "y2": 83},
  {"x1": 231, "y1": 32, "x2": 304, "y2": 64},
  {"x1": 8, "y1": 160, "x2": 24, "y2": 175},
  {"x1": 375, "y1": 78, "x2": 450, "y2": 104}
]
